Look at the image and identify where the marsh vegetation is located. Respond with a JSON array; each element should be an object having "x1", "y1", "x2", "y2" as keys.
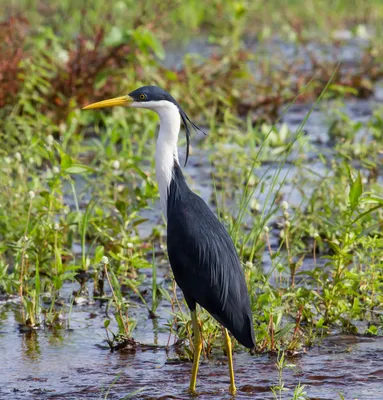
[{"x1": 0, "y1": 1, "x2": 382, "y2": 398}]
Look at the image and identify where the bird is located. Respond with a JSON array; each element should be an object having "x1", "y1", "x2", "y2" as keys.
[{"x1": 83, "y1": 86, "x2": 255, "y2": 395}]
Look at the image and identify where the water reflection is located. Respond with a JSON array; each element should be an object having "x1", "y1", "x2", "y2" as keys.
[
  {"x1": 151, "y1": 317, "x2": 159, "y2": 346},
  {"x1": 21, "y1": 330, "x2": 41, "y2": 362},
  {"x1": 47, "y1": 329, "x2": 64, "y2": 347}
]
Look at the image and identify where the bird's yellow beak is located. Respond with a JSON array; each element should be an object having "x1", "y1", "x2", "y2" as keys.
[{"x1": 82, "y1": 95, "x2": 133, "y2": 110}]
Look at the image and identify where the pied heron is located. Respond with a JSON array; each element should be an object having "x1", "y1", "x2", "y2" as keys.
[{"x1": 83, "y1": 86, "x2": 255, "y2": 395}]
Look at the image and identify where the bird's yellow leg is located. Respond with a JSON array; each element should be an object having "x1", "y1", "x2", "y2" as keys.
[
  {"x1": 223, "y1": 328, "x2": 237, "y2": 395},
  {"x1": 188, "y1": 310, "x2": 202, "y2": 395}
]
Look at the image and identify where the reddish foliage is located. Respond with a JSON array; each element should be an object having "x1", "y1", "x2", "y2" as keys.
[
  {"x1": 0, "y1": 13, "x2": 381, "y2": 125},
  {"x1": 0, "y1": 16, "x2": 28, "y2": 107},
  {"x1": 48, "y1": 27, "x2": 132, "y2": 114},
  {"x1": 0, "y1": 16, "x2": 141, "y2": 119}
]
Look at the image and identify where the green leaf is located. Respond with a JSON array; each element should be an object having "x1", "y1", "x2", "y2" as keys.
[
  {"x1": 329, "y1": 84, "x2": 358, "y2": 96},
  {"x1": 366, "y1": 325, "x2": 378, "y2": 335},
  {"x1": 94, "y1": 246, "x2": 105, "y2": 265},
  {"x1": 61, "y1": 154, "x2": 72, "y2": 169},
  {"x1": 351, "y1": 298, "x2": 361, "y2": 314},
  {"x1": 65, "y1": 165, "x2": 93, "y2": 174},
  {"x1": 360, "y1": 195, "x2": 383, "y2": 205},
  {"x1": 133, "y1": 218, "x2": 149, "y2": 227},
  {"x1": 132, "y1": 28, "x2": 165, "y2": 60},
  {"x1": 349, "y1": 170, "x2": 362, "y2": 211},
  {"x1": 61, "y1": 272, "x2": 79, "y2": 281}
]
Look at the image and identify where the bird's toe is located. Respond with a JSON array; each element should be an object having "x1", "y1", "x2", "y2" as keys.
[{"x1": 187, "y1": 387, "x2": 199, "y2": 397}]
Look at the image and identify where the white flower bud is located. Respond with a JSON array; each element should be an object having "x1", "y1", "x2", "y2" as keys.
[
  {"x1": 284, "y1": 220, "x2": 290, "y2": 229},
  {"x1": 112, "y1": 160, "x2": 120, "y2": 170},
  {"x1": 247, "y1": 175, "x2": 257, "y2": 187},
  {"x1": 15, "y1": 152, "x2": 22, "y2": 162},
  {"x1": 47, "y1": 135, "x2": 54, "y2": 146},
  {"x1": 264, "y1": 225, "x2": 269, "y2": 233},
  {"x1": 53, "y1": 166, "x2": 60, "y2": 174},
  {"x1": 127, "y1": 242, "x2": 134, "y2": 249},
  {"x1": 281, "y1": 201, "x2": 289, "y2": 210},
  {"x1": 28, "y1": 191, "x2": 35, "y2": 199},
  {"x1": 250, "y1": 199, "x2": 260, "y2": 212},
  {"x1": 101, "y1": 256, "x2": 109, "y2": 265},
  {"x1": 59, "y1": 123, "x2": 66, "y2": 133}
]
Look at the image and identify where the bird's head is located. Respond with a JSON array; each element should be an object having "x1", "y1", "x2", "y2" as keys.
[{"x1": 83, "y1": 85, "x2": 205, "y2": 165}]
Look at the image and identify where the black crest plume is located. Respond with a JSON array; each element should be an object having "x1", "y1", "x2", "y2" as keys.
[{"x1": 178, "y1": 107, "x2": 206, "y2": 167}]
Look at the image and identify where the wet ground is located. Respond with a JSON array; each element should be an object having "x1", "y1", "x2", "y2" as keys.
[{"x1": 1, "y1": 37, "x2": 383, "y2": 399}]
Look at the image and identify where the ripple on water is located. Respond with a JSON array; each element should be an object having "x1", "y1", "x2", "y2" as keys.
[{"x1": 1, "y1": 296, "x2": 383, "y2": 400}]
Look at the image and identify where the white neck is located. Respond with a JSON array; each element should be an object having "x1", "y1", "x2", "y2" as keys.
[{"x1": 153, "y1": 102, "x2": 181, "y2": 219}]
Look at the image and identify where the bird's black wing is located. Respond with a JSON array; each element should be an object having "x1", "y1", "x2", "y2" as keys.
[{"x1": 167, "y1": 164, "x2": 255, "y2": 348}]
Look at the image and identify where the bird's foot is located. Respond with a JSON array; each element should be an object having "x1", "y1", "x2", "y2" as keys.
[
  {"x1": 229, "y1": 384, "x2": 237, "y2": 396},
  {"x1": 187, "y1": 387, "x2": 199, "y2": 397}
]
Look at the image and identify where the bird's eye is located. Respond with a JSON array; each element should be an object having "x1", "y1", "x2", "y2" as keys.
[{"x1": 139, "y1": 94, "x2": 147, "y2": 100}]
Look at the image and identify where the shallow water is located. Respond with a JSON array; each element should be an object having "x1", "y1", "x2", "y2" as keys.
[{"x1": 1, "y1": 290, "x2": 383, "y2": 400}]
